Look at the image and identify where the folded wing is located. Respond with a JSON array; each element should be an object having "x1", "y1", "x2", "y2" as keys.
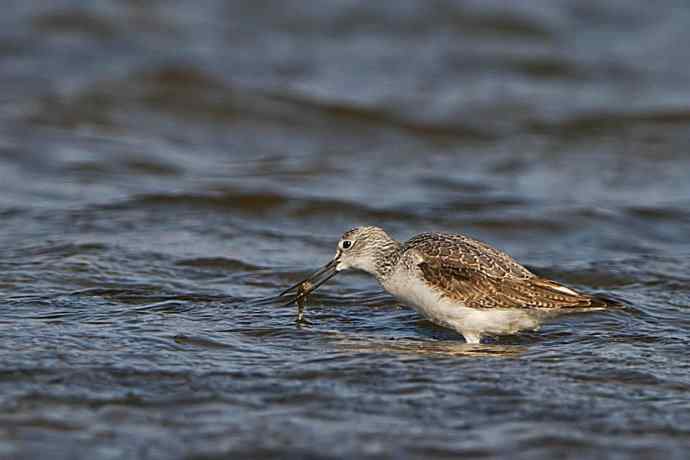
[{"x1": 403, "y1": 233, "x2": 607, "y2": 310}]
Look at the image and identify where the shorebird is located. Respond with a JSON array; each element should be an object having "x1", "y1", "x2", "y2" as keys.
[{"x1": 280, "y1": 226, "x2": 617, "y2": 343}]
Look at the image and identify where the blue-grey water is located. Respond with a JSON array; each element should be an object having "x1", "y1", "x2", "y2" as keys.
[{"x1": 1, "y1": 1, "x2": 690, "y2": 459}]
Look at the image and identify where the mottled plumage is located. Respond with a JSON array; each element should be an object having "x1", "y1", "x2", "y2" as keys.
[
  {"x1": 400, "y1": 232, "x2": 607, "y2": 310},
  {"x1": 280, "y1": 226, "x2": 616, "y2": 343}
]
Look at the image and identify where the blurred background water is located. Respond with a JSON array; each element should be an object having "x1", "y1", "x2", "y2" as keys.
[{"x1": 1, "y1": 1, "x2": 690, "y2": 459}]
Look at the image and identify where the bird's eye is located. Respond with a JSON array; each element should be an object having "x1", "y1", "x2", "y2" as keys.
[{"x1": 340, "y1": 240, "x2": 353, "y2": 250}]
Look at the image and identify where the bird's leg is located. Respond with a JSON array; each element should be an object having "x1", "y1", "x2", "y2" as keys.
[{"x1": 462, "y1": 332, "x2": 482, "y2": 344}]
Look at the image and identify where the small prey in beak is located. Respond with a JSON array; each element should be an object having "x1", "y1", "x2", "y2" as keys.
[
  {"x1": 278, "y1": 257, "x2": 340, "y2": 321},
  {"x1": 295, "y1": 280, "x2": 312, "y2": 323}
]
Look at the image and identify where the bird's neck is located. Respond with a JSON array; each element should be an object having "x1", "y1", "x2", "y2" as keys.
[{"x1": 372, "y1": 238, "x2": 402, "y2": 281}]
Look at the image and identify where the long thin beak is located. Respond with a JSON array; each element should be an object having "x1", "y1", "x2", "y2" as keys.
[{"x1": 278, "y1": 257, "x2": 339, "y2": 307}]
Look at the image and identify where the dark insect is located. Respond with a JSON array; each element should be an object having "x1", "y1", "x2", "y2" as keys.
[{"x1": 295, "y1": 280, "x2": 313, "y2": 323}]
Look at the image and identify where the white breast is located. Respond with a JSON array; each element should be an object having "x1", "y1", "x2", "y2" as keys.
[{"x1": 381, "y1": 268, "x2": 541, "y2": 343}]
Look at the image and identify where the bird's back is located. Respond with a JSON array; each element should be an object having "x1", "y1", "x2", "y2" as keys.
[
  {"x1": 396, "y1": 232, "x2": 611, "y2": 310},
  {"x1": 401, "y1": 232, "x2": 535, "y2": 280}
]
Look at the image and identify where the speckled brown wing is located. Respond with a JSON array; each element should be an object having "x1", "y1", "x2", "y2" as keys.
[
  {"x1": 403, "y1": 233, "x2": 603, "y2": 309},
  {"x1": 403, "y1": 233, "x2": 534, "y2": 279}
]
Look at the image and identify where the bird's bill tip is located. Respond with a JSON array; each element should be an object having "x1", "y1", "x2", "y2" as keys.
[{"x1": 278, "y1": 257, "x2": 339, "y2": 299}]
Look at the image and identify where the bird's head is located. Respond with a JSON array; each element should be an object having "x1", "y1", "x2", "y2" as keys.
[
  {"x1": 278, "y1": 226, "x2": 400, "y2": 306},
  {"x1": 333, "y1": 226, "x2": 397, "y2": 275}
]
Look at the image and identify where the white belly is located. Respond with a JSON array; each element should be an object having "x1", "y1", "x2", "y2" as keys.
[{"x1": 382, "y1": 271, "x2": 541, "y2": 343}]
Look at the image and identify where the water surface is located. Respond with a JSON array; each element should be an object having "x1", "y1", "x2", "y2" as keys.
[{"x1": 1, "y1": 1, "x2": 690, "y2": 458}]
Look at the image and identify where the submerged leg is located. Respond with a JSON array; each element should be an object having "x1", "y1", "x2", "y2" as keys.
[{"x1": 463, "y1": 332, "x2": 482, "y2": 344}]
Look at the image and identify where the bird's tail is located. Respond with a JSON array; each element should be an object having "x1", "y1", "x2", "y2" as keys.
[
  {"x1": 587, "y1": 293, "x2": 625, "y2": 309},
  {"x1": 530, "y1": 277, "x2": 624, "y2": 309}
]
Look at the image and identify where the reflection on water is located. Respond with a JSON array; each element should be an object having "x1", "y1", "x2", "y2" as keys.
[
  {"x1": 1, "y1": 0, "x2": 690, "y2": 459},
  {"x1": 333, "y1": 335, "x2": 528, "y2": 358}
]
